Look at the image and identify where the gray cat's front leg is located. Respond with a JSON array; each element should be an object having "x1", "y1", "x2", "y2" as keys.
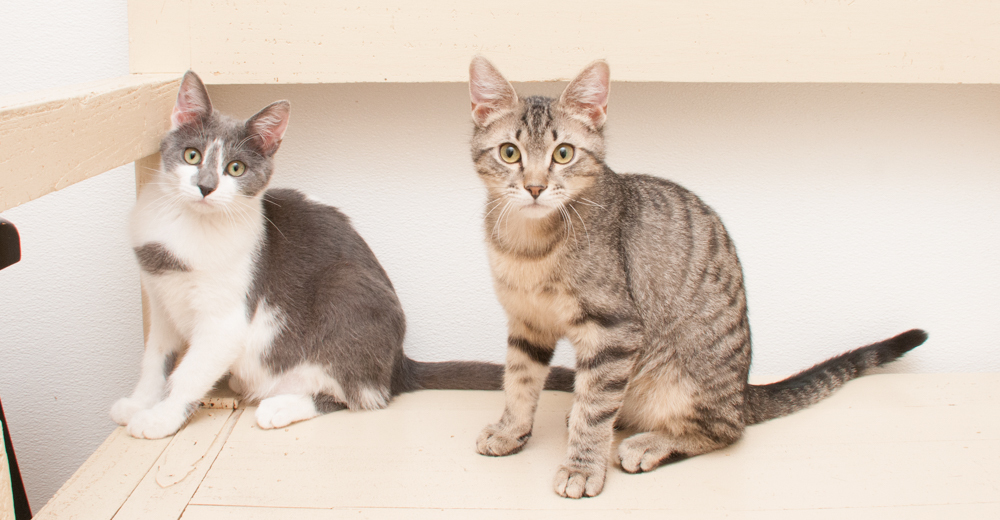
[
  {"x1": 476, "y1": 323, "x2": 557, "y2": 456},
  {"x1": 126, "y1": 310, "x2": 245, "y2": 439},
  {"x1": 110, "y1": 298, "x2": 181, "y2": 426}
]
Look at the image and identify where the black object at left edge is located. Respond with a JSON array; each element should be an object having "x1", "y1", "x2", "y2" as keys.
[
  {"x1": 0, "y1": 217, "x2": 21, "y2": 271},
  {"x1": 0, "y1": 218, "x2": 31, "y2": 516}
]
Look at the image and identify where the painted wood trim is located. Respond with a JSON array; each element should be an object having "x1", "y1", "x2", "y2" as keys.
[
  {"x1": 113, "y1": 409, "x2": 241, "y2": 520},
  {"x1": 128, "y1": 0, "x2": 1000, "y2": 84},
  {"x1": 0, "y1": 421, "x2": 13, "y2": 520},
  {"x1": 0, "y1": 75, "x2": 180, "y2": 213},
  {"x1": 32, "y1": 427, "x2": 172, "y2": 520},
  {"x1": 135, "y1": 153, "x2": 161, "y2": 347},
  {"x1": 29, "y1": 374, "x2": 1000, "y2": 518},
  {"x1": 178, "y1": 504, "x2": 1000, "y2": 520}
]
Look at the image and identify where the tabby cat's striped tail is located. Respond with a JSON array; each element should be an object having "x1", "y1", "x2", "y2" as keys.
[{"x1": 745, "y1": 329, "x2": 927, "y2": 425}]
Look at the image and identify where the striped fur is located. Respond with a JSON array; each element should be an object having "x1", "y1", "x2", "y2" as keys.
[{"x1": 468, "y1": 57, "x2": 926, "y2": 498}]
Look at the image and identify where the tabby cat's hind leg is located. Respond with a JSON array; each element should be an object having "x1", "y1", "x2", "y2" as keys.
[{"x1": 617, "y1": 430, "x2": 733, "y2": 473}]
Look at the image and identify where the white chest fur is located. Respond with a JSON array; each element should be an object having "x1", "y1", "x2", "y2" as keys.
[{"x1": 132, "y1": 183, "x2": 264, "y2": 338}]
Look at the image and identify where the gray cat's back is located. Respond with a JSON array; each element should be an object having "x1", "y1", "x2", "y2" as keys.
[{"x1": 249, "y1": 188, "x2": 406, "y2": 389}]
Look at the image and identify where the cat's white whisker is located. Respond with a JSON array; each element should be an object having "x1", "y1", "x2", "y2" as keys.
[
  {"x1": 578, "y1": 197, "x2": 606, "y2": 210},
  {"x1": 568, "y1": 203, "x2": 591, "y2": 249}
]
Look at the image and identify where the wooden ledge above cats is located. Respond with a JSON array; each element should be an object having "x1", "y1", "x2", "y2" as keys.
[
  {"x1": 129, "y1": 1, "x2": 1000, "y2": 84},
  {"x1": 36, "y1": 373, "x2": 1000, "y2": 519}
]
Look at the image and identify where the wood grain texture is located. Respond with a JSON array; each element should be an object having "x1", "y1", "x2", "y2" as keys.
[
  {"x1": 33, "y1": 374, "x2": 1000, "y2": 517},
  {"x1": 32, "y1": 427, "x2": 171, "y2": 520},
  {"x1": 0, "y1": 75, "x2": 180, "y2": 212},
  {"x1": 128, "y1": 0, "x2": 1000, "y2": 84},
  {"x1": 190, "y1": 374, "x2": 1000, "y2": 513},
  {"x1": 112, "y1": 409, "x2": 241, "y2": 520}
]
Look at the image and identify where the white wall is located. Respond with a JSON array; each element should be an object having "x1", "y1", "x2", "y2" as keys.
[
  {"x1": 0, "y1": 0, "x2": 138, "y2": 509},
  {"x1": 0, "y1": 0, "x2": 128, "y2": 97},
  {"x1": 3, "y1": 0, "x2": 999, "y2": 510},
  {"x1": 208, "y1": 81, "x2": 1000, "y2": 377}
]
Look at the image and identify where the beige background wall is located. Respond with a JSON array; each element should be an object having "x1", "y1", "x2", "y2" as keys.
[{"x1": 208, "y1": 81, "x2": 999, "y2": 376}]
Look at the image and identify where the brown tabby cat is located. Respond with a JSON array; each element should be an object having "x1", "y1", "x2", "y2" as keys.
[{"x1": 467, "y1": 57, "x2": 927, "y2": 499}]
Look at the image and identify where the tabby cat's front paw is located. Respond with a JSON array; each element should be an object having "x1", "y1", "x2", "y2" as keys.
[
  {"x1": 476, "y1": 423, "x2": 531, "y2": 457},
  {"x1": 110, "y1": 397, "x2": 151, "y2": 426},
  {"x1": 126, "y1": 402, "x2": 188, "y2": 439},
  {"x1": 553, "y1": 461, "x2": 606, "y2": 498},
  {"x1": 618, "y1": 431, "x2": 676, "y2": 473}
]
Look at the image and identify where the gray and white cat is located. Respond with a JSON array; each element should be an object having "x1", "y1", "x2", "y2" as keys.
[
  {"x1": 112, "y1": 71, "x2": 572, "y2": 439},
  {"x1": 467, "y1": 57, "x2": 927, "y2": 498}
]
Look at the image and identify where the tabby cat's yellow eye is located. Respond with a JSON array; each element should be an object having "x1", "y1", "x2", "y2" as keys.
[
  {"x1": 499, "y1": 143, "x2": 521, "y2": 164},
  {"x1": 183, "y1": 148, "x2": 202, "y2": 165},
  {"x1": 552, "y1": 144, "x2": 575, "y2": 164},
  {"x1": 226, "y1": 161, "x2": 246, "y2": 177}
]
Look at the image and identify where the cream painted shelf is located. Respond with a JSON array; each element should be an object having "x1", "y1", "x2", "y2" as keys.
[
  {"x1": 128, "y1": 0, "x2": 1000, "y2": 84},
  {"x1": 0, "y1": 75, "x2": 179, "y2": 212},
  {"x1": 4, "y1": 1, "x2": 997, "y2": 210},
  {"x1": 33, "y1": 374, "x2": 1000, "y2": 518}
]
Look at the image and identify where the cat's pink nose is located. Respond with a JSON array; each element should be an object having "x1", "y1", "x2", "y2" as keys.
[{"x1": 525, "y1": 185, "x2": 547, "y2": 199}]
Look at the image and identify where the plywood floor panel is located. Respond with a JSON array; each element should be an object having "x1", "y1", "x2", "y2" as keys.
[{"x1": 36, "y1": 374, "x2": 1000, "y2": 518}]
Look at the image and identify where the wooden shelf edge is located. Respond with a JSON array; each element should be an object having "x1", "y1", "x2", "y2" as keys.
[
  {"x1": 0, "y1": 74, "x2": 181, "y2": 213},
  {"x1": 129, "y1": 1, "x2": 1000, "y2": 85}
]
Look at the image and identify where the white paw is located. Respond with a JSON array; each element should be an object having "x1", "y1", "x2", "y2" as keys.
[
  {"x1": 255, "y1": 394, "x2": 318, "y2": 429},
  {"x1": 126, "y1": 402, "x2": 188, "y2": 439},
  {"x1": 110, "y1": 397, "x2": 152, "y2": 426}
]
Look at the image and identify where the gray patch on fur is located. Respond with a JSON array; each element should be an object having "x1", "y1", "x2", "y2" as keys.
[
  {"x1": 246, "y1": 189, "x2": 409, "y2": 408},
  {"x1": 164, "y1": 351, "x2": 179, "y2": 377},
  {"x1": 134, "y1": 243, "x2": 190, "y2": 274},
  {"x1": 243, "y1": 190, "x2": 555, "y2": 409}
]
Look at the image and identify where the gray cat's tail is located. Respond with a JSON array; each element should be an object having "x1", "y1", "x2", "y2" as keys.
[
  {"x1": 745, "y1": 329, "x2": 927, "y2": 425},
  {"x1": 399, "y1": 358, "x2": 574, "y2": 392}
]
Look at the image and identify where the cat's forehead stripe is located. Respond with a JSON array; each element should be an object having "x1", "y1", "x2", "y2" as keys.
[{"x1": 521, "y1": 96, "x2": 554, "y2": 136}]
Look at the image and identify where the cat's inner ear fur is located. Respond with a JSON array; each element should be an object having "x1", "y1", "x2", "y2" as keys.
[
  {"x1": 558, "y1": 61, "x2": 611, "y2": 130},
  {"x1": 469, "y1": 56, "x2": 518, "y2": 128},
  {"x1": 171, "y1": 70, "x2": 213, "y2": 130},
  {"x1": 246, "y1": 101, "x2": 291, "y2": 157}
]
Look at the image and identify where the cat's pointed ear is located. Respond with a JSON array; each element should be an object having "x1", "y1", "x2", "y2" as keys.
[
  {"x1": 558, "y1": 61, "x2": 610, "y2": 130},
  {"x1": 469, "y1": 56, "x2": 518, "y2": 128},
  {"x1": 171, "y1": 71, "x2": 213, "y2": 129},
  {"x1": 246, "y1": 100, "x2": 291, "y2": 157}
]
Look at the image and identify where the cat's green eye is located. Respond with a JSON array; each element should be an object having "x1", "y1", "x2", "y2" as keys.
[
  {"x1": 552, "y1": 144, "x2": 575, "y2": 164},
  {"x1": 226, "y1": 160, "x2": 246, "y2": 177},
  {"x1": 499, "y1": 143, "x2": 521, "y2": 164},
  {"x1": 183, "y1": 148, "x2": 202, "y2": 165}
]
